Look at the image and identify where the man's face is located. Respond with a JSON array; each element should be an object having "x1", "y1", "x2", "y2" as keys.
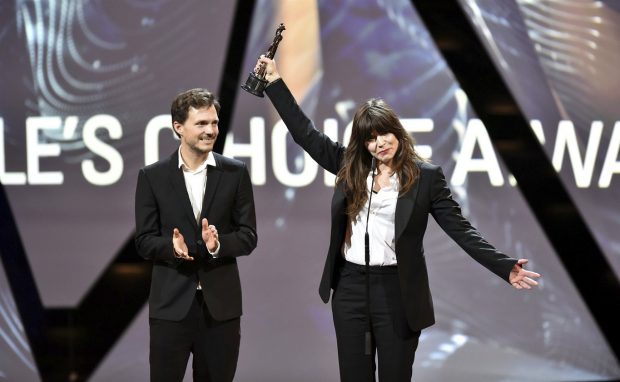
[{"x1": 174, "y1": 105, "x2": 219, "y2": 155}]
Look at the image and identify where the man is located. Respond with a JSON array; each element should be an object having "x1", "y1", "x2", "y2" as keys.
[{"x1": 135, "y1": 88, "x2": 257, "y2": 382}]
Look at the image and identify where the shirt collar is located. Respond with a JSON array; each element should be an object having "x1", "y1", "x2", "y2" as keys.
[
  {"x1": 178, "y1": 147, "x2": 216, "y2": 172},
  {"x1": 367, "y1": 170, "x2": 399, "y2": 191}
]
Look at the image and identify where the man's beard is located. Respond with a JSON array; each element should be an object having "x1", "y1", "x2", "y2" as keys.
[{"x1": 188, "y1": 135, "x2": 215, "y2": 154}]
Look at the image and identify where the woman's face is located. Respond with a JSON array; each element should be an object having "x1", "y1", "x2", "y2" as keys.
[{"x1": 366, "y1": 132, "x2": 399, "y2": 167}]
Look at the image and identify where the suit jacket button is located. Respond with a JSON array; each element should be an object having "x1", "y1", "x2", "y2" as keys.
[{"x1": 197, "y1": 240, "x2": 203, "y2": 246}]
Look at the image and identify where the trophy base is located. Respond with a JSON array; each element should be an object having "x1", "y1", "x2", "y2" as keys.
[{"x1": 241, "y1": 72, "x2": 268, "y2": 97}]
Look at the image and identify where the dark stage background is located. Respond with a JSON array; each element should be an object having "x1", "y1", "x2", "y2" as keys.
[{"x1": 1, "y1": 0, "x2": 619, "y2": 381}]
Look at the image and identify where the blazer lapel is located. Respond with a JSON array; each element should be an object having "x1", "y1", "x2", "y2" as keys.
[
  {"x1": 200, "y1": 160, "x2": 222, "y2": 220},
  {"x1": 395, "y1": 180, "x2": 420, "y2": 243},
  {"x1": 169, "y1": 153, "x2": 197, "y2": 226}
]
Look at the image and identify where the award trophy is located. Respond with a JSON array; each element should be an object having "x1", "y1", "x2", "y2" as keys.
[{"x1": 241, "y1": 23, "x2": 285, "y2": 97}]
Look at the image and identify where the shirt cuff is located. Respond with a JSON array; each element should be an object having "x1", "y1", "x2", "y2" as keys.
[{"x1": 208, "y1": 241, "x2": 221, "y2": 257}]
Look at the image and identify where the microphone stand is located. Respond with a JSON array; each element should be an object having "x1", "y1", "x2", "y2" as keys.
[{"x1": 364, "y1": 157, "x2": 377, "y2": 380}]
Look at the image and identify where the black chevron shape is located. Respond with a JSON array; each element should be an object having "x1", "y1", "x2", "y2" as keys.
[
  {"x1": 411, "y1": 0, "x2": 620, "y2": 364},
  {"x1": 0, "y1": 0, "x2": 256, "y2": 380}
]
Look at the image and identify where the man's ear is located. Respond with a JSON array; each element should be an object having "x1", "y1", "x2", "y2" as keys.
[{"x1": 173, "y1": 121, "x2": 183, "y2": 136}]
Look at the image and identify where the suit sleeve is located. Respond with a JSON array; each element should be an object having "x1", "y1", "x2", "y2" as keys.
[
  {"x1": 216, "y1": 163, "x2": 257, "y2": 258},
  {"x1": 265, "y1": 79, "x2": 344, "y2": 174},
  {"x1": 134, "y1": 168, "x2": 182, "y2": 266},
  {"x1": 429, "y1": 166, "x2": 517, "y2": 282}
]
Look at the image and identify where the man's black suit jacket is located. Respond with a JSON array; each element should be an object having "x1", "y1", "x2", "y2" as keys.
[
  {"x1": 265, "y1": 79, "x2": 517, "y2": 332},
  {"x1": 135, "y1": 151, "x2": 257, "y2": 322}
]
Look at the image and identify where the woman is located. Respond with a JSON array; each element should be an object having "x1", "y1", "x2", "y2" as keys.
[{"x1": 258, "y1": 56, "x2": 540, "y2": 381}]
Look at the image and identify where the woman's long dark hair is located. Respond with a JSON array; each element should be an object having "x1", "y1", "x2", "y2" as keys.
[{"x1": 336, "y1": 98, "x2": 425, "y2": 219}]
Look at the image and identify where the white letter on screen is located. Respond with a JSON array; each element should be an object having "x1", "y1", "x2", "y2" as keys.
[
  {"x1": 401, "y1": 118, "x2": 434, "y2": 159},
  {"x1": 81, "y1": 115, "x2": 124, "y2": 186},
  {"x1": 272, "y1": 119, "x2": 318, "y2": 187},
  {"x1": 223, "y1": 117, "x2": 266, "y2": 186},
  {"x1": 144, "y1": 115, "x2": 177, "y2": 166},
  {"x1": 552, "y1": 120, "x2": 602, "y2": 188},
  {"x1": 26, "y1": 116, "x2": 63, "y2": 185},
  {"x1": 599, "y1": 121, "x2": 620, "y2": 188},
  {"x1": 0, "y1": 117, "x2": 27, "y2": 185},
  {"x1": 451, "y1": 119, "x2": 504, "y2": 187}
]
